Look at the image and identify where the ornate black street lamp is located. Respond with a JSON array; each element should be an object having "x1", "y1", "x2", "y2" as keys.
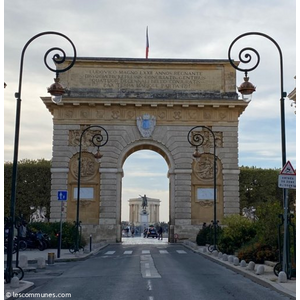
[
  {"x1": 5, "y1": 31, "x2": 76, "y2": 283},
  {"x1": 187, "y1": 126, "x2": 217, "y2": 251},
  {"x1": 228, "y1": 32, "x2": 289, "y2": 276},
  {"x1": 75, "y1": 125, "x2": 109, "y2": 252}
]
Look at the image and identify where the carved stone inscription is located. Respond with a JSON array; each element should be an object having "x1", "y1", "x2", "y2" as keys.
[{"x1": 69, "y1": 68, "x2": 223, "y2": 91}]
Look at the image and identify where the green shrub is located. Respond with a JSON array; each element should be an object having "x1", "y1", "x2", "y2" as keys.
[
  {"x1": 218, "y1": 215, "x2": 257, "y2": 255},
  {"x1": 255, "y1": 201, "x2": 283, "y2": 248},
  {"x1": 28, "y1": 222, "x2": 86, "y2": 249},
  {"x1": 196, "y1": 226, "x2": 210, "y2": 246}
]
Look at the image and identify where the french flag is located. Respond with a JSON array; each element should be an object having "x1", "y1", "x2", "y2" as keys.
[{"x1": 146, "y1": 26, "x2": 149, "y2": 59}]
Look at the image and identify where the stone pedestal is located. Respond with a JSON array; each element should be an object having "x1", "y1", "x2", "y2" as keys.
[{"x1": 140, "y1": 210, "x2": 149, "y2": 230}]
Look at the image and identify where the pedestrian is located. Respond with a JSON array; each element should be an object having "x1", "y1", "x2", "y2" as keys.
[
  {"x1": 126, "y1": 227, "x2": 129, "y2": 237},
  {"x1": 19, "y1": 221, "x2": 27, "y2": 238},
  {"x1": 158, "y1": 225, "x2": 163, "y2": 240},
  {"x1": 143, "y1": 228, "x2": 147, "y2": 238},
  {"x1": 131, "y1": 227, "x2": 135, "y2": 237}
]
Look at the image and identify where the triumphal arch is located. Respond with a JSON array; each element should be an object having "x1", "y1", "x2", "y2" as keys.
[{"x1": 42, "y1": 58, "x2": 248, "y2": 242}]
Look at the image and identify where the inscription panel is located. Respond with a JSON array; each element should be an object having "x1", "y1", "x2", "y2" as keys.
[{"x1": 68, "y1": 68, "x2": 223, "y2": 91}]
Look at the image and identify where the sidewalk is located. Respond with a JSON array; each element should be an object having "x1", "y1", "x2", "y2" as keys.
[
  {"x1": 183, "y1": 241, "x2": 296, "y2": 299},
  {"x1": 4, "y1": 243, "x2": 108, "y2": 300}
]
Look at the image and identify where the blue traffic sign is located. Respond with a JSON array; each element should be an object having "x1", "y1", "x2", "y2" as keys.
[{"x1": 57, "y1": 191, "x2": 68, "y2": 201}]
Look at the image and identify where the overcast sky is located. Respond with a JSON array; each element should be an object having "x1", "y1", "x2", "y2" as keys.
[{"x1": 3, "y1": 0, "x2": 297, "y2": 222}]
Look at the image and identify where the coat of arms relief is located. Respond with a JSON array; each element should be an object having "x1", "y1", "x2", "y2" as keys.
[{"x1": 136, "y1": 114, "x2": 156, "y2": 138}]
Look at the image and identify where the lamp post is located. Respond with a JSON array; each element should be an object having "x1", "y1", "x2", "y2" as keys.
[
  {"x1": 75, "y1": 125, "x2": 109, "y2": 252},
  {"x1": 187, "y1": 126, "x2": 217, "y2": 251},
  {"x1": 228, "y1": 32, "x2": 289, "y2": 276},
  {"x1": 5, "y1": 31, "x2": 76, "y2": 283}
]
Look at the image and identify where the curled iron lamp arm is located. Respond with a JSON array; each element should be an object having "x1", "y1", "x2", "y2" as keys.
[
  {"x1": 75, "y1": 125, "x2": 109, "y2": 252},
  {"x1": 228, "y1": 31, "x2": 286, "y2": 165},
  {"x1": 6, "y1": 31, "x2": 76, "y2": 284},
  {"x1": 187, "y1": 126, "x2": 217, "y2": 251},
  {"x1": 228, "y1": 31, "x2": 289, "y2": 276}
]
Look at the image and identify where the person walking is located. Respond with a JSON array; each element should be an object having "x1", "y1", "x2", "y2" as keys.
[{"x1": 158, "y1": 225, "x2": 163, "y2": 240}]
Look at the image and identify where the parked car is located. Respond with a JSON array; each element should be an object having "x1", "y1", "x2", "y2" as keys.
[{"x1": 147, "y1": 227, "x2": 158, "y2": 238}]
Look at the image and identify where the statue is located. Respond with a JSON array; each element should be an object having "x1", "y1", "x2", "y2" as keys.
[
  {"x1": 139, "y1": 194, "x2": 148, "y2": 210},
  {"x1": 30, "y1": 206, "x2": 47, "y2": 223}
]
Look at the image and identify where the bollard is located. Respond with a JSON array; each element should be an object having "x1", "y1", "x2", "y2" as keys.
[
  {"x1": 10, "y1": 276, "x2": 19, "y2": 288},
  {"x1": 37, "y1": 257, "x2": 46, "y2": 269},
  {"x1": 240, "y1": 260, "x2": 247, "y2": 267},
  {"x1": 19, "y1": 255, "x2": 28, "y2": 268},
  {"x1": 48, "y1": 253, "x2": 55, "y2": 265},
  {"x1": 174, "y1": 234, "x2": 178, "y2": 243},
  {"x1": 278, "y1": 271, "x2": 288, "y2": 283},
  {"x1": 233, "y1": 257, "x2": 240, "y2": 266},
  {"x1": 255, "y1": 265, "x2": 265, "y2": 275},
  {"x1": 90, "y1": 235, "x2": 92, "y2": 252},
  {"x1": 247, "y1": 261, "x2": 255, "y2": 270},
  {"x1": 222, "y1": 254, "x2": 228, "y2": 261}
]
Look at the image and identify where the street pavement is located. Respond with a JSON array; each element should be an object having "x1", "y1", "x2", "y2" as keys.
[{"x1": 4, "y1": 237, "x2": 296, "y2": 299}]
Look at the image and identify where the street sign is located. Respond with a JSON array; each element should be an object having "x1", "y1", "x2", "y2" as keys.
[
  {"x1": 280, "y1": 161, "x2": 296, "y2": 175},
  {"x1": 57, "y1": 190, "x2": 68, "y2": 201},
  {"x1": 278, "y1": 161, "x2": 296, "y2": 189},
  {"x1": 278, "y1": 175, "x2": 296, "y2": 189}
]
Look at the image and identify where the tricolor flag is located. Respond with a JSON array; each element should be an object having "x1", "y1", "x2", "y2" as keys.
[{"x1": 146, "y1": 26, "x2": 149, "y2": 59}]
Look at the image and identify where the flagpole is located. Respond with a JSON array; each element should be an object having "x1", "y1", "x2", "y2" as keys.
[{"x1": 146, "y1": 26, "x2": 149, "y2": 59}]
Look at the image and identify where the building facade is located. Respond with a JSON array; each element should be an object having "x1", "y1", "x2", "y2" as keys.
[{"x1": 128, "y1": 197, "x2": 160, "y2": 226}]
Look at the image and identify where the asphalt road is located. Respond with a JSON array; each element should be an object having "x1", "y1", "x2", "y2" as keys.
[{"x1": 19, "y1": 244, "x2": 292, "y2": 300}]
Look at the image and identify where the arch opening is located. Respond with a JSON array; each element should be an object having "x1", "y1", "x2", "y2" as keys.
[{"x1": 120, "y1": 148, "x2": 170, "y2": 242}]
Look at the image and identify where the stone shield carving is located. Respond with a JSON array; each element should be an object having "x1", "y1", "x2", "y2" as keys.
[{"x1": 137, "y1": 114, "x2": 156, "y2": 138}]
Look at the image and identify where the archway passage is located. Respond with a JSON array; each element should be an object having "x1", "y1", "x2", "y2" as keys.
[{"x1": 121, "y1": 149, "x2": 170, "y2": 242}]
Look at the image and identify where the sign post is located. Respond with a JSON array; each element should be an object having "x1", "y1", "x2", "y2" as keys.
[
  {"x1": 57, "y1": 191, "x2": 68, "y2": 258},
  {"x1": 278, "y1": 161, "x2": 296, "y2": 278}
]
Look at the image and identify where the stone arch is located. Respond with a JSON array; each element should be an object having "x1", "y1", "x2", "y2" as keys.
[
  {"x1": 44, "y1": 58, "x2": 248, "y2": 243},
  {"x1": 117, "y1": 139, "x2": 175, "y2": 172}
]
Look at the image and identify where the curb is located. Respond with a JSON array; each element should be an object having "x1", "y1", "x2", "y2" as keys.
[{"x1": 183, "y1": 243, "x2": 296, "y2": 300}]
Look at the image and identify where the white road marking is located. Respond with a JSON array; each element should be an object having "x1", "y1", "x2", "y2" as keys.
[
  {"x1": 104, "y1": 251, "x2": 115, "y2": 255},
  {"x1": 147, "y1": 280, "x2": 153, "y2": 291},
  {"x1": 142, "y1": 250, "x2": 150, "y2": 254},
  {"x1": 140, "y1": 254, "x2": 161, "y2": 278},
  {"x1": 159, "y1": 250, "x2": 168, "y2": 254},
  {"x1": 123, "y1": 251, "x2": 133, "y2": 254},
  {"x1": 176, "y1": 250, "x2": 187, "y2": 254}
]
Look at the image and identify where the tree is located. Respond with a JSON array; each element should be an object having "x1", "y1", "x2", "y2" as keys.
[
  {"x1": 4, "y1": 159, "x2": 51, "y2": 221},
  {"x1": 239, "y1": 166, "x2": 295, "y2": 212}
]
